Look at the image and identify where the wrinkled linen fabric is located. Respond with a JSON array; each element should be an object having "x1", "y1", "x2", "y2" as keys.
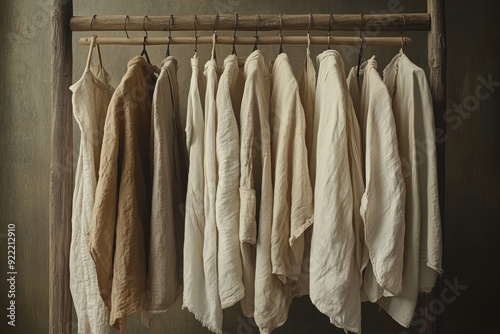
[
  {"x1": 70, "y1": 64, "x2": 113, "y2": 334},
  {"x1": 377, "y1": 50, "x2": 443, "y2": 328},
  {"x1": 88, "y1": 56, "x2": 158, "y2": 331},
  {"x1": 215, "y1": 54, "x2": 245, "y2": 309},
  {"x1": 239, "y1": 50, "x2": 290, "y2": 333},
  {"x1": 195, "y1": 56, "x2": 224, "y2": 334},
  {"x1": 346, "y1": 57, "x2": 406, "y2": 302},
  {"x1": 142, "y1": 56, "x2": 186, "y2": 326},
  {"x1": 293, "y1": 49, "x2": 317, "y2": 297},
  {"x1": 182, "y1": 55, "x2": 223, "y2": 334},
  {"x1": 309, "y1": 50, "x2": 364, "y2": 333},
  {"x1": 269, "y1": 53, "x2": 314, "y2": 285}
]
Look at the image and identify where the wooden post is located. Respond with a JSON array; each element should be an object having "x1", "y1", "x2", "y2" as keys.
[
  {"x1": 424, "y1": 0, "x2": 446, "y2": 334},
  {"x1": 50, "y1": 0, "x2": 73, "y2": 333}
]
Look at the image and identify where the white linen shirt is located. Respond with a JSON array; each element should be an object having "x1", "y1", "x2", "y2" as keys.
[
  {"x1": 183, "y1": 55, "x2": 223, "y2": 334},
  {"x1": 310, "y1": 50, "x2": 364, "y2": 333},
  {"x1": 215, "y1": 54, "x2": 245, "y2": 308},
  {"x1": 377, "y1": 51, "x2": 443, "y2": 328},
  {"x1": 346, "y1": 57, "x2": 406, "y2": 301},
  {"x1": 269, "y1": 53, "x2": 314, "y2": 285}
]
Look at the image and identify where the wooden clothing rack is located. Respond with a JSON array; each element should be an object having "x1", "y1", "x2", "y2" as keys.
[{"x1": 49, "y1": 2, "x2": 446, "y2": 334}]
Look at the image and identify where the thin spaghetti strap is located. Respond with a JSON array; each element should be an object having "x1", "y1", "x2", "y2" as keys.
[
  {"x1": 85, "y1": 35, "x2": 96, "y2": 70},
  {"x1": 96, "y1": 43, "x2": 103, "y2": 69}
]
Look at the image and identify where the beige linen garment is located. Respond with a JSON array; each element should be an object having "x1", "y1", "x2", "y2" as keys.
[
  {"x1": 215, "y1": 54, "x2": 245, "y2": 308},
  {"x1": 239, "y1": 50, "x2": 289, "y2": 334},
  {"x1": 310, "y1": 50, "x2": 364, "y2": 333},
  {"x1": 142, "y1": 56, "x2": 186, "y2": 326},
  {"x1": 89, "y1": 56, "x2": 158, "y2": 331},
  {"x1": 346, "y1": 57, "x2": 406, "y2": 301},
  {"x1": 269, "y1": 53, "x2": 314, "y2": 285},
  {"x1": 293, "y1": 49, "x2": 317, "y2": 298},
  {"x1": 70, "y1": 60, "x2": 113, "y2": 334},
  {"x1": 377, "y1": 51, "x2": 443, "y2": 328},
  {"x1": 183, "y1": 55, "x2": 223, "y2": 334}
]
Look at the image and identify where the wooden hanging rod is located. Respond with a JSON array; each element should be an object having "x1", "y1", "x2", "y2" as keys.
[
  {"x1": 79, "y1": 35, "x2": 411, "y2": 47},
  {"x1": 70, "y1": 13, "x2": 430, "y2": 32}
]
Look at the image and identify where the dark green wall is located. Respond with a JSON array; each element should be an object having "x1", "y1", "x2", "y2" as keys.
[{"x1": 0, "y1": 0, "x2": 498, "y2": 333}]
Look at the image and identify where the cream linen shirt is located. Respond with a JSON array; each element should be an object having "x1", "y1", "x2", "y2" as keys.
[
  {"x1": 346, "y1": 57, "x2": 406, "y2": 301},
  {"x1": 377, "y1": 51, "x2": 443, "y2": 328},
  {"x1": 310, "y1": 50, "x2": 364, "y2": 333}
]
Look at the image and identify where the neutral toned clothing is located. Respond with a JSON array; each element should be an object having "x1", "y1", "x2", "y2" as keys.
[
  {"x1": 240, "y1": 50, "x2": 290, "y2": 334},
  {"x1": 269, "y1": 53, "x2": 314, "y2": 285},
  {"x1": 183, "y1": 55, "x2": 223, "y2": 334},
  {"x1": 310, "y1": 50, "x2": 364, "y2": 333},
  {"x1": 294, "y1": 49, "x2": 317, "y2": 297},
  {"x1": 298, "y1": 48, "x2": 316, "y2": 176},
  {"x1": 70, "y1": 64, "x2": 113, "y2": 334},
  {"x1": 377, "y1": 51, "x2": 443, "y2": 328},
  {"x1": 347, "y1": 57, "x2": 406, "y2": 302},
  {"x1": 142, "y1": 56, "x2": 185, "y2": 326},
  {"x1": 88, "y1": 56, "x2": 158, "y2": 331},
  {"x1": 215, "y1": 54, "x2": 245, "y2": 308}
]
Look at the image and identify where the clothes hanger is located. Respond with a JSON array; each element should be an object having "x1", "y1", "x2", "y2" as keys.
[
  {"x1": 141, "y1": 16, "x2": 151, "y2": 64},
  {"x1": 232, "y1": 13, "x2": 238, "y2": 56},
  {"x1": 399, "y1": 14, "x2": 406, "y2": 53},
  {"x1": 253, "y1": 15, "x2": 260, "y2": 52},
  {"x1": 278, "y1": 14, "x2": 284, "y2": 55},
  {"x1": 307, "y1": 13, "x2": 312, "y2": 52},
  {"x1": 88, "y1": 15, "x2": 104, "y2": 71},
  {"x1": 194, "y1": 15, "x2": 198, "y2": 56},
  {"x1": 356, "y1": 13, "x2": 367, "y2": 86},
  {"x1": 327, "y1": 13, "x2": 333, "y2": 50},
  {"x1": 211, "y1": 13, "x2": 218, "y2": 61},
  {"x1": 166, "y1": 15, "x2": 173, "y2": 57}
]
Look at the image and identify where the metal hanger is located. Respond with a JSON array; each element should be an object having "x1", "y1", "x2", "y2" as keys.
[
  {"x1": 357, "y1": 13, "x2": 367, "y2": 85},
  {"x1": 307, "y1": 13, "x2": 312, "y2": 52},
  {"x1": 211, "y1": 13, "x2": 218, "y2": 60},
  {"x1": 194, "y1": 15, "x2": 198, "y2": 56},
  {"x1": 141, "y1": 16, "x2": 151, "y2": 64},
  {"x1": 232, "y1": 13, "x2": 238, "y2": 56},
  {"x1": 166, "y1": 15, "x2": 173, "y2": 57},
  {"x1": 278, "y1": 14, "x2": 284, "y2": 54},
  {"x1": 88, "y1": 15, "x2": 104, "y2": 69},
  {"x1": 253, "y1": 15, "x2": 260, "y2": 51},
  {"x1": 399, "y1": 14, "x2": 406, "y2": 53},
  {"x1": 328, "y1": 13, "x2": 333, "y2": 50}
]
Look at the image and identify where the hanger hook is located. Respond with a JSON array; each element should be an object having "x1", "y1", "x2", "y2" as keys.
[
  {"x1": 124, "y1": 15, "x2": 129, "y2": 39},
  {"x1": 232, "y1": 12, "x2": 238, "y2": 55},
  {"x1": 399, "y1": 14, "x2": 406, "y2": 52},
  {"x1": 90, "y1": 14, "x2": 96, "y2": 31},
  {"x1": 253, "y1": 15, "x2": 260, "y2": 51},
  {"x1": 357, "y1": 14, "x2": 365, "y2": 85},
  {"x1": 213, "y1": 13, "x2": 219, "y2": 35},
  {"x1": 328, "y1": 13, "x2": 333, "y2": 49},
  {"x1": 307, "y1": 13, "x2": 312, "y2": 51},
  {"x1": 308, "y1": 13, "x2": 312, "y2": 35},
  {"x1": 143, "y1": 15, "x2": 148, "y2": 38},
  {"x1": 194, "y1": 14, "x2": 198, "y2": 54},
  {"x1": 166, "y1": 14, "x2": 173, "y2": 57},
  {"x1": 278, "y1": 14, "x2": 283, "y2": 54}
]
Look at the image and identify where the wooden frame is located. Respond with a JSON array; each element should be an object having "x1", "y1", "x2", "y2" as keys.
[{"x1": 49, "y1": 1, "x2": 446, "y2": 333}]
